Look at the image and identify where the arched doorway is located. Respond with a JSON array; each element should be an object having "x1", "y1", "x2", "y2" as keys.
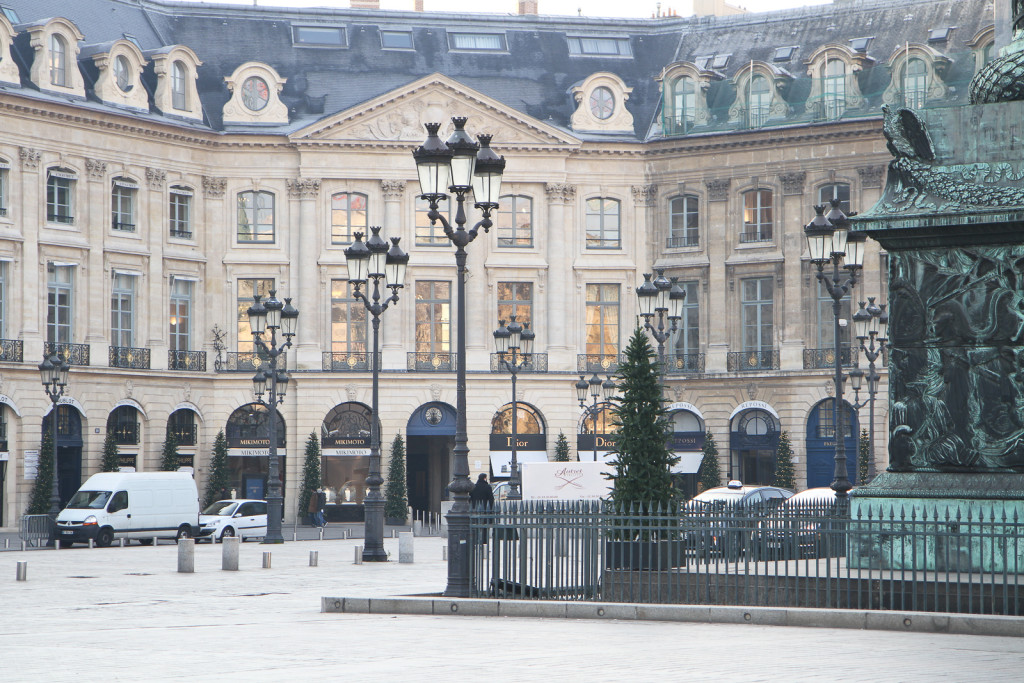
[
  {"x1": 42, "y1": 403, "x2": 84, "y2": 507},
  {"x1": 667, "y1": 402, "x2": 706, "y2": 499},
  {"x1": 224, "y1": 403, "x2": 285, "y2": 500},
  {"x1": 406, "y1": 402, "x2": 455, "y2": 517},
  {"x1": 107, "y1": 405, "x2": 142, "y2": 471},
  {"x1": 321, "y1": 402, "x2": 373, "y2": 522},
  {"x1": 489, "y1": 402, "x2": 547, "y2": 481},
  {"x1": 805, "y1": 398, "x2": 859, "y2": 488},
  {"x1": 729, "y1": 403, "x2": 780, "y2": 485},
  {"x1": 168, "y1": 406, "x2": 200, "y2": 471},
  {"x1": 577, "y1": 402, "x2": 617, "y2": 462}
]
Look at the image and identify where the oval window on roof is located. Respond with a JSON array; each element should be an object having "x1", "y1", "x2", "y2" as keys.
[{"x1": 114, "y1": 55, "x2": 132, "y2": 92}]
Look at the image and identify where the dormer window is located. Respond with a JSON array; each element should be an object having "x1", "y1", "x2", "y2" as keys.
[
  {"x1": 149, "y1": 47, "x2": 202, "y2": 120},
  {"x1": 749, "y1": 75, "x2": 771, "y2": 127},
  {"x1": 114, "y1": 55, "x2": 131, "y2": 92},
  {"x1": 171, "y1": 61, "x2": 187, "y2": 110},
  {"x1": 904, "y1": 57, "x2": 927, "y2": 108},
  {"x1": 570, "y1": 72, "x2": 634, "y2": 133},
  {"x1": 1, "y1": 7, "x2": 20, "y2": 23},
  {"x1": 222, "y1": 62, "x2": 288, "y2": 125},
  {"x1": 49, "y1": 33, "x2": 67, "y2": 86}
]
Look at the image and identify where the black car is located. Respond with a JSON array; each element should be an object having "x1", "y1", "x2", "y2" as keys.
[{"x1": 682, "y1": 481, "x2": 794, "y2": 560}]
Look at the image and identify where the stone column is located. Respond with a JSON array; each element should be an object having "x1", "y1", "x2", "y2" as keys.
[
  {"x1": 778, "y1": 171, "x2": 807, "y2": 371},
  {"x1": 704, "y1": 178, "x2": 731, "y2": 374},
  {"x1": 380, "y1": 180, "x2": 406, "y2": 369},
  {"x1": 201, "y1": 176, "x2": 227, "y2": 369},
  {"x1": 544, "y1": 182, "x2": 575, "y2": 369},
  {"x1": 287, "y1": 178, "x2": 321, "y2": 370},
  {"x1": 84, "y1": 159, "x2": 107, "y2": 358},
  {"x1": 145, "y1": 167, "x2": 168, "y2": 369},
  {"x1": 18, "y1": 148, "x2": 42, "y2": 359}
]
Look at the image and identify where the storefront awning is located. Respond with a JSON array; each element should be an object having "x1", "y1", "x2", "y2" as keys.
[
  {"x1": 489, "y1": 451, "x2": 548, "y2": 478},
  {"x1": 670, "y1": 451, "x2": 703, "y2": 474}
]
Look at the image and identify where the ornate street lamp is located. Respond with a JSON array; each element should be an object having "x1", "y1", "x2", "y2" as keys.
[
  {"x1": 247, "y1": 289, "x2": 298, "y2": 543},
  {"x1": 413, "y1": 116, "x2": 505, "y2": 597},
  {"x1": 636, "y1": 268, "x2": 685, "y2": 383},
  {"x1": 804, "y1": 200, "x2": 865, "y2": 498},
  {"x1": 344, "y1": 227, "x2": 409, "y2": 562},
  {"x1": 38, "y1": 352, "x2": 70, "y2": 516},
  {"x1": 575, "y1": 372, "x2": 616, "y2": 463},
  {"x1": 493, "y1": 316, "x2": 535, "y2": 501},
  {"x1": 849, "y1": 297, "x2": 888, "y2": 484}
]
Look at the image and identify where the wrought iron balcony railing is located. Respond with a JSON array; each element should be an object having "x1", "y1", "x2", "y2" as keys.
[
  {"x1": 802, "y1": 347, "x2": 857, "y2": 370},
  {"x1": 169, "y1": 350, "x2": 207, "y2": 371},
  {"x1": 221, "y1": 350, "x2": 286, "y2": 372},
  {"x1": 47, "y1": 212, "x2": 74, "y2": 224},
  {"x1": 0, "y1": 338, "x2": 23, "y2": 362},
  {"x1": 112, "y1": 221, "x2": 136, "y2": 232},
  {"x1": 44, "y1": 342, "x2": 90, "y2": 366},
  {"x1": 407, "y1": 352, "x2": 455, "y2": 372},
  {"x1": 576, "y1": 353, "x2": 624, "y2": 373},
  {"x1": 666, "y1": 234, "x2": 699, "y2": 248},
  {"x1": 109, "y1": 346, "x2": 151, "y2": 369},
  {"x1": 110, "y1": 422, "x2": 140, "y2": 446},
  {"x1": 169, "y1": 423, "x2": 198, "y2": 446},
  {"x1": 663, "y1": 353, "x2": 705, "y2": 374},
  {"x1": 169, "y1": 227, "x2": 193, "y2": 239},
  {"x1": 738, "y1": 230, "x2": 773, "y2": 244},
  {"x1": 489, "y1": 353, "x2": 548, "y2": 373},
  {"x1": 727, "y1": 349, "x2": 779, "y2": 372},
  {"x1": 322, "y1": 351, "x2": 379, "y2": 372}
]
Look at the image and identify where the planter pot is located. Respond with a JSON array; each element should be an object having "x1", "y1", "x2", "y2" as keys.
[
  {"x1": 604, "y1": 539, "x2": 684, "y2": 570},
  {"x1": 385, "y1": 516, "x2": 408, "y2": 526}
]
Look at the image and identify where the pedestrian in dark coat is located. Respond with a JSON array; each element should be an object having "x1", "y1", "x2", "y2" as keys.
[{"x1": 470, "y1": 473, "x2": 494, "y2": 510}]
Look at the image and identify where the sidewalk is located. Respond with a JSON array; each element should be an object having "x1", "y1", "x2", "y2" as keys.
[{"x1": 2, "y1": 537, "x2": 1022, "y2": 682}]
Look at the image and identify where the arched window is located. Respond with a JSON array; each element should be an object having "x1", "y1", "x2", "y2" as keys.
[
  {"x1": 982, "y1": 42, "x2": 995, "y2": 66},
  {"x1": 108, "y1": 406, "x2": 140, "y2": 446},
  {"x1": 497, "y1": 195, "x2": 533, "y2": 247},
  {"x1": 113, "y1": 55, "x2": 132, "y2": 92},
  {"x1": 671, "y1": 75, "x2": 696, "y2": 132},
  {"x1": 741, "y1": 189, "x2": 773, "y2": 243},
  {"x1": 669, "y1": 194, "x2": 699, "y2": 248},
  {"x1": 904, "y1": 58, "x2": 928, "y2": 108},
  {"x1": 49, "y1": 33, "x2": 67, "y2": 86},
  {"x1": 330, "y1": 192, "x2": 367, "y2": 244},
  {"x1": 491, "y1": 402, "x2": 543, "y2": 435},
  {"x1": 585, "y1": 197, "x2": 620, "y2": 249},
  {"x1": 748, "y1": 75, "x2": 771, "y2": 127},
  {"x1": 823, "y1": 58, "x2": 846, "y2": 120},
  {"x1": 729, "y1": 408, "x2": 779, "y2": 485},
  {"x1": 321, "y1": 403, "x2": 372, "y2": 506},
  {"x1": 225, "y1": 403, "x2": 286, "y2": 501},
  {"x1": 171, "y1": 61, "x2": 187, "y2": 110},
  {"x1": 817, "y1": 183, "x2": 851, "y2": 215},
  {"x1": 237, "y1": 190, "x2": 275, "y2": 243},
  {"x1": 168, "y1": 408, "x2": 198, "y2": 447},
  {"x1": 322, "y1": 403, "x2": 373, "y2": 441}
]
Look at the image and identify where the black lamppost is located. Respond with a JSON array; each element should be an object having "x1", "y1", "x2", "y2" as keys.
[
  {"x1": 344, "y1": 226, "x2": 410, "y2": 562},
  {"x1": 38, "y1": 352, "x2": 70, "y2": 516},
  {"x1": 636, "y1": 268, "x2": 686, "y2": 378},
  {"x1": 247, "y1": 290, "x2": 298, "y2": 544},
  {"x1": 849, "y1": 297, "x2": 888, "y2": 484},
  {"x1": 493, "y1": 315, "x2": 535, "y2": 501},
  {"x1": 575, "y1": 373, "x2": 615, "y2": 463},
  {"x1": 413, "y1": 116, "x2": 505, "y2": 597},
  {"x1": 804, "y1": 200, "x2": 866, "y2": 498}
]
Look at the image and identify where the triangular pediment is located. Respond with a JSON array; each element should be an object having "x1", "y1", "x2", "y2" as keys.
[{"x1": 292, "y1": 73, "x2": 579, "y2": 148}]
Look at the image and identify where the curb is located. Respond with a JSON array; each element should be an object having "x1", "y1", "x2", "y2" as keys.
[{"x1": 321, "y1": 596, "x2": 1024, "y2": 637}]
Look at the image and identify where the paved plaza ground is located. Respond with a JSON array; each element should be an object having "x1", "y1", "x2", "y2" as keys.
[{"x1": 1, "y1": 535, "x2": 1022, "y2": 682}]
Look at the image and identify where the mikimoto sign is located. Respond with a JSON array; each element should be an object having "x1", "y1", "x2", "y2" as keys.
[{"x1": 520, "y1": 461, "x2": 612, "y2": 501}]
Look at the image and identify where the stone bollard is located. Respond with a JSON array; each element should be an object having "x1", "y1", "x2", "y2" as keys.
[
  {"x1": 119, "y1": 538, "x2": 125, "y2": 548},
  {"x1": 88, "y1": 539, "x2": 94, "y2": 549},
  {"x1": 399, "y1": 532, "x2": 414, "y2": 564},
  {"x1": 177, "y1": 538, "x2": 195, "y2": 573},
  {"x1": 222, "y1": 537, "x2": 240, "y2": 571},
  {"x1": 4, "y1": 538, "x2": 9, "y2": 549},
  {"x1": 262, "y1": 551, "x2": 272, "y2": 569},
  {"x1": 16, "y1": 561, "x2": 27, "y2": 581},
  {"x1": 413, "y1": 520, "x2": 423, "y2": 537},
  {"x1": 309, "y1": 550, "x2": 318, "y2": 567},
  {"x1": 354, "y1": 546, "x2": 363, "y2": 564},
  {"x1": 318, "y1": 527, "x2": 324, "y2": 541},
  {"x1": 442, "y1": 544, "x2": 447, "y2": 561}
]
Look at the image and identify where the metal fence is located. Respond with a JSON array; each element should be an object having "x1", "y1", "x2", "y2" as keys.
[
  {"x1": 468, "y1": 500, "x2": 1024, "y2": 615},
  {"x1": 19, "y1": 515, "x2": 55, "y2": 547}
]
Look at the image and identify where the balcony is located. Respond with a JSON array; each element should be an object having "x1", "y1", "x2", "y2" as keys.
[
  {"x1": 407, "y1": 352, "x2": 455, "y2": 372},
  {"x1": 109, "y1": 346, "x2": 151, "y2": 369},
  {"x1": 169, "y1": 227, "x2": 193, "y2": 239},
  {"x1": 112, "y1": 221, "x2": 136, "y2": 232},
  {"x1": 110, "y1": 422, "x2": 140, "y2": 446},
  {"x1": 577, "y1": 354, "x2": 624, "y2": 373},
  {"x1": 738, "y1": 230, "x2": 772, "y2": 244},
  {"x1": 0, "y1": 338, "x2": 22, "y2": 362},
  {"x1": 727, "y1": 349, "x2": 779, "y2": 372},
  {"x1": 489, "y1": 353, "x2": 548, "y2": 373},
  {"x1": 666, "y1": 235, "x2": 699, "y2": 249},
  {"x1": 803, "y1": 347, "x2": 857, "y2": 370},
  {"x1": 46, "y1": 212, "x2": 74, "y2": 224},
  {"x1": 44, "y1": 342, "x2": 90, "y2": 366},
  {"x1": 0, "y1": 206, "x2": 7, "y2": 217},
  {"x1": 664, "y1": 353, "x2": 705, "y2": 374},
  {"x1": 323, "y1": 352, "x2": 378, "y2": 372},
  {"x1": 169, "y1": 423, "x2": 197, "y2": 447},
  {"x1": 169, "y1": 350, "x2": 207, "y2": 371},
  {"x1": 221, "y1": 351, "x2": 286, "y2": 372}
]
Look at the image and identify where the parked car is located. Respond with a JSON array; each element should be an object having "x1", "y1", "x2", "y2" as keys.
[
  {"x1": 492, "y1": 481, "x2": 511, "y2": 503},
  {"x1": 55, "y1": 472, "x2": 200, "y2": 548},
  {"x1": 682, "y1": 481, "x2": 794, "y2": 559},
  {"x1": 753, "y1": 486, "x2": 852, "y2": 560},
  {"x1": 198, "y1": 499, "x2": 268, "y2": 542}
]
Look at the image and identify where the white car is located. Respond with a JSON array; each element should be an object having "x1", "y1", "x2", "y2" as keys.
[{"x1": 198, "y1": 499, "x2": 268, "y2": 542}]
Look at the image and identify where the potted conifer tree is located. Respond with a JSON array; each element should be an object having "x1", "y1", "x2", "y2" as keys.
[{"x1": 384, "y1": 434, "x2": 409, "y2": 525}]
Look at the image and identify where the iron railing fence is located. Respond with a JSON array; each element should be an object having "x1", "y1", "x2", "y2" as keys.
[
  {"x1": 44, "y1": 341, "x2": 90, "y2": 366},
  {"x1": 802, "y1": 346, "x2": 857, "y2": 369},
  {"x1": 169, "y1": 349, "x2": 207, "y2": 371},
  {"x1": 489, "y1": 353, "x2": 548, "y2": 373},
  {"x1": 109, "y1": 346, "x2": 151, "y2": 369},
  {"x1": 0, "y1": 338, "x2": 22, "y2": 362},
  {"x1": 468, "y1": 500, "x2": 1024, "y2": 615}
]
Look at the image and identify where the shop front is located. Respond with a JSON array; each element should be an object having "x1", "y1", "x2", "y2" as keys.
[
  {"x1": 225, "y1": 403, "x2": 285, "y2": 501},
  {"x1": 320, "y1": 403, "x2": 372, "y2": 522}
]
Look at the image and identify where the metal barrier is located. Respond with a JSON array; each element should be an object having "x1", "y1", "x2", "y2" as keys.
[
  {"x1": 19, "y1": 515, "x2": 55, "y2": 548},
  {"x1": 469, "y1": 500, "x2": 1024, "y2": 615}
]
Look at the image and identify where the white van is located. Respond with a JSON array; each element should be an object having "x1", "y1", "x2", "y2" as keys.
[{"x1": 55, "y1": 472, "x2": 200, "y2": 547}]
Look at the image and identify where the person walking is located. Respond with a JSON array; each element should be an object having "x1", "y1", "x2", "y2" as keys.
[
  {"x1": 469, "y1": 473, "x2": 494, "y2": 545},
  {"x1": 315, "y1": 487, "x2": 328, "y2": 527},
  {"x1": 307, "y1": 489, "x2": 319, "y2": 526}
]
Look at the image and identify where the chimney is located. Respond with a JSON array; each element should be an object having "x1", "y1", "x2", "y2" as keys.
[
  {"x1": 415, "y1": 0, "x2": 424, "y2": 10},
  {"x1": 351, "y1": 0, "x2": 380, "y2": 8},
  {"x1": 519, "y1": 0, "x2": 538, "y2": 14}
]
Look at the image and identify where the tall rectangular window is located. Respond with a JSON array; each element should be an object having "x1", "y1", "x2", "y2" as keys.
[
  {"x1": 415, "y1": 196, "x2": 450, "y2": 246},
  {"x1": 49, "y1": 34, "x2": 67, "y2": 86},
  {"x1": 585, "y1": 198, "x2": 620, "y2": 249},
  {"x1": 331, "y1": 192, "x2": 368, "y2": 244},
  {"x1": 331, "y1": 279, "x2": 368, "y2": 354},
  {"x1": 111, "y1": 178, "x2": 137, "y2": 232},
  {"x1": 904, "y1": 58, "x2": 928, "y2": 108},
  {"x1": 585, "y1": 283, "x2": 619, "y2": 357},
  {"x1": 237, "y1": 190, "x2": 275, "y2": 243},
  {"x1": 111, "y1": 273, "x2": 136, "y2": 348},
  {"x1": 171, "y1": 61, "x2": 188, "y2": 110},
  {"x1": 497, "y1": 282, "x2": 533, "y2": 328},
  {"x1": 497, "y1": 195, "x2": 533, "y2": 247},
  {"x1": 741, "y1": 277, "x2": 774, "y2": 353},
  {"x1": 414, "y1": 280, "x2": 451, "y2": 354},
  {"x1": 669, "y1": 195, "x2": 699, "y2": 248},
  {"x1": 169, "y1": 278, "x2": 193, "y2": 351},
  {"x1": 237, "y1": 278, "x2": 274, "y2": 351},
  {"x1": 748, "y1": 75, "x2": 771, "y2": 127},
  {"x1": 823, "y1": 58, "x2": 846, "y2": 120},
  {"x1": 0, "y1": 161, "x2": 8, "y2": 216},
  {"x1": 47, "y1": 264, "x2": 74, "y2": 343},
  {"x1": 46, "y1": 170, "x2": 75, "y2": 224},
  {"x1": 169, "y1": 186, "x2": 193, "y2": 238},
  {"x1": 742, "y1": 190, "x2": 773, "y2": 243},
  {"x1": 818, "y1": 183, "x2": 851, "y2": 215},
  {"x1": 672, "y1": 281, "x2": 700, "y2": 356},
  {"x1": 0, "y1": 261, "x2": 6, "y2": 338}
]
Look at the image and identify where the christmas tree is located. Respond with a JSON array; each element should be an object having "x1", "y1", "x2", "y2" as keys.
[
  {"x1": 554, "y1": 431, "x2": 572, "y2": 462},
  {"x1": 203, "y1": 430, "x2": 230, "y2": 507},
  {"x1": 773, "y1": 430, "x2": 796, "y2": 490},
  {"x1": 384, "y1": 434, "x2": 408, "y2": 523},
  {"x1": 697, "y1": 429, "x2": 722, "y2": 493}
]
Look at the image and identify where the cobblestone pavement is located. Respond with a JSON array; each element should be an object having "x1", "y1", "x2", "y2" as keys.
[{"x1": 2, "y1": 538, "x2": 1022, "y2": 682}]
